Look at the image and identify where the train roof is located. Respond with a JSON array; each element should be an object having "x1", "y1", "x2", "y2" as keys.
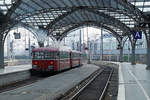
[
  {"x1": 32, "y1": 46, "x2": 71, "y2": 52},
  {"x1": 32, "y1": 46, "x2": 82, "y2": 53},
  {"x1": 32, "y1": 47, "x2": 59, "y2": 52}
]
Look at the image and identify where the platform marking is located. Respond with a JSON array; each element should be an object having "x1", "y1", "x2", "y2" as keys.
[
  {"x1": 127, "y1": 65, "x2": 150, "y2": 100},
  {"x1": 117, "y1": 63, "x2": 125, "y2": 100}
]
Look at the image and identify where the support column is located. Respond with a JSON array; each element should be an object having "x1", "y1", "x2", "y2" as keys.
[
  {"x1": 38, "y1": 42, "x2": 44, "y2": 47},
  {"x1": 131, "y1": 44, "x2": 136, "y2": 65},
  {"x1": 79, "y1": 29, "x2": 82, "y2": 52},
  {"x1": 128, "y1": 34, "x2": 137, "y2": 65},
  {"x1": 144, "y1": 29, "x2": 150, "y2": 69},
  {"x1": 87, "y1": 27, "x2": 90, "y2": 64},
  {"x1": 0, "y1": 35, "x2": 4, "y2": 68},
  {"x1": 100, "y1": 28, "x2": 103, "y2": 60},
  {"x1": 146, "y1": 43, "x2": 150, "y2": 69},
  {"x1": 117, "y1": 37, "x2": 124, "y2": 63},
  {"x1": 119, "y1": 46, "x2": 123, "y2": 62}
]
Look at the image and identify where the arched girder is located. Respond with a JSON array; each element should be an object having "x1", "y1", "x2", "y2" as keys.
[
  {"x1": 46, "y1": 7, "x2": 82, "y2": 29},
  {"x1": 48, "y1": 18, "x2": 129, "y2": 38},
  {"x1": 19, "y1": 23, "x2": 55, "y2": 41},
  {"x1": 2, "y1": 23, "x2": 17, "y2": 43},
  {"x1": 15, "y1": 5, "x2": 141, "y2": 25},
  {"x1": 86, "y1": 8, "x2": 130, "y2": 32},
  {"x1": 16, "y1": 8, "x2": 133, "y2": 23},
  {"x1": 6, "y1": 0, "x2": 22, "y2": 18},
  {"x1": 46, "y1": 7, "x2": 131, "y2": 35},
  {"x1": 7, "y1": 22, "x2": 55, "y2": 45},
  {"x1": 12, "y1": 24, "x2": 38, "y2": 40},
  {"x1": 0, "y1": 10, "x2": 5, "y2": 17},
  {"x1": 58, "y1": 21, "x2": 121, "y2": 41},
  {"x1": 48, "y1": 21, "x2": 123, "y2": 37},
  {"x1": 118, "y1": 0, "x2": 144, "y2": 21}
]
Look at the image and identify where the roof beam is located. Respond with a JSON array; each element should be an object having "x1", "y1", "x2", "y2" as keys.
[
  {"x1": 46, "y1": 7, "x2": 130, "y2": 35},
  {"x1": 58, "y1": 21, "x2": 120, "y2": 41}
]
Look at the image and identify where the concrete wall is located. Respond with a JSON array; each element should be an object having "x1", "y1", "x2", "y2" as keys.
[{"x1": 0, "y1": 70, "x2": 31, "y2": 87}]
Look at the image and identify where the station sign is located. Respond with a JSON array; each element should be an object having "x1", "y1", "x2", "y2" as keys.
[
  {"x1": 85, "y1": 47, "x2": 88, "y2": 50},
  {"x1": 133, "y1": 31, "x2": 142, "y2": 39},
  {"x1": 14, "y1": 32, "x2": 21, "y2": 39},
  {"x1": 102, "y1": 34, "x2": 113, "y2": 38}
]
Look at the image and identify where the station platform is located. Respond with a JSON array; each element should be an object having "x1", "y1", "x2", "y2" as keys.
[
  {"x1": 117, "y1": 62, "x2": 150, "y2": 100},
  {"x1": 0, "y1": 65, "x2": 31, "y2": 87},
  {"x1": 0, "y1": 64, "x2": 31, "y2": 75},
  {"x1": 0, "y1": 64, "x2": 99, "y2": 100}
]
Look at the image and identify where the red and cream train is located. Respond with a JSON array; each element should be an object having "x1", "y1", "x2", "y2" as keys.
[{"x1": 32, "y1": 47, "x2": 82, "y2": 72}]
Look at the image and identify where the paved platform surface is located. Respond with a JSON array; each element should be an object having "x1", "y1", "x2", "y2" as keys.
[
  {"x1": 0, "y1": 64, "x2": 99, "y2": 100},
  {"x1": 117, "y1": 62, "x2": 150, "y2": 100},
  {"x1": 0, "y1": 65, "x2": 31, "y2": 75}
]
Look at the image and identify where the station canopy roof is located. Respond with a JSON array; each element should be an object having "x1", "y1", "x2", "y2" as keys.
[{"x1": 0, "y1": 0, "x2": 149, "y2": 40}]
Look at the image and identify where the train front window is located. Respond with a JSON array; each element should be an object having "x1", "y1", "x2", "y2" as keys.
[
  {"x1": 33, "y1": 51, "x2": 44, "y2": 59},
  {"x1": 33, "y1": 51, "x2": 58, "y2": 59},
  {"x1": 45, "y1": 52, "x2": 58, "y2": 59}
]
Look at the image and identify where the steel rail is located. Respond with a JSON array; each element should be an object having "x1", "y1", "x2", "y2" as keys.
[
  {"x1": 69, "y1": 69, "x2": 104, "y2": 100},
  {"x1": 99, "y1": 68, "x2": 114, "y2": 100},
  {"x1": 69, "y1": 67, "x2": 113, "y2": 100}
]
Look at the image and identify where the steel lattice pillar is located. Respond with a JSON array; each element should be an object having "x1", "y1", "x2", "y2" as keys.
[
  {"x1": 38, "y1": 41, "x2": 44, "y2": 47},
  {"x1": 119, "y1": 46, "x2": 123, "y2": 62},
  {"x1": 117, "y1": 37, "x2": 124, "y2": 63},
  {"x1": 144, "y1": 29, "x2": 150, "y2": 69},
  {"x1": 128, "y1": 35, "x2": 136, "y2": 65},
  {"x1": 146, "y1": 43, "x2": 150, "y2": 69},
  {"x1": 131, "y1": 45, "x2": 136, "y2": 65},
  {"x1": 0, "y1": 34, "x2": 4, "y2": 68}
]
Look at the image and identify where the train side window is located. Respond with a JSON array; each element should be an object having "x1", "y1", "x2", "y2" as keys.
[
  {"x1": 39, "y1": 52, "x2": 44, "y2": 59},
  {"x1": 34, "y1": 52, "x2": 39, "y2": 59},
  {"x1": 53, "y1": 52, "x2": 58, "y2": 59},
  {"x1": 60, "y1": 52, "x2": 63, "y2": 59},
  {"x1": 60, "y1": 51, "x2": 68, "y2": 59},
  {"x1": 64, "y1": 52, "x2": 66, "y2": 58},
  {"x1": 63, "y1": 52, "x2": 64, "y2": 59},
  {"x1": 45, "y1": 52, "x2": 49, "y2": 59},
  {"x1": 63, "y1": 52, "x2": 65, "y2": 59},
  {"x1": 49, "y1": 52, "x2": 54, "y2": 59},
  {"x1": 66, "y1": 52, "x2": 69, "y2": 58},
  {"x1": 64, "y1": 52, "x2": 67, "y2": 59}
]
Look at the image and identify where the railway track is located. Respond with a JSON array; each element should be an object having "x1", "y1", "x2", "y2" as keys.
[
  {"x1": 0, "y1": 66, "x2": 80, "y2": 93},
  {"x1": 61, "y1": 67, "x2": 113, "y2": 100},
  {"x1": 0, "y1": 73, "x2": 51, "y2": 93},
  {"x1": 0, "y1": 65, "x2": 114, "y2": 100}
]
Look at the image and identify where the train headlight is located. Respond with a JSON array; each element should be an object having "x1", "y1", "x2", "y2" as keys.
[
  {"x1": 50, "y1": 61, "x2": 54, "y2": 65},
  {"x1": 34, "y1": 61, "x2": 38, "y2": 65},
  {"x1": 48, "y1": 65, "x2": 53, "y2": 70},
  {"x1": 33, "y1": 65, "x2": 37, "y2": 69}
]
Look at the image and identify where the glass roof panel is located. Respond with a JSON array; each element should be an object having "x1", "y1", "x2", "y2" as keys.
[
  {"x1": 0, "y1": 0, "x2": 14, "y2": 14},
  {"x1": 129, "y1": 0, "x2": 150, "y2": 12},
  {"x1": 0, "y1": 0, "x2": 148, "y2": 36}
]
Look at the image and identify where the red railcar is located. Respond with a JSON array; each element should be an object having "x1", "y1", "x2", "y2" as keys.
[
  {"x1": 32, "y1": 47, "x2": 82, "y2": 72},
  {"x1": 70, "y1": 50, "x2": 82, "y2": 67}
]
